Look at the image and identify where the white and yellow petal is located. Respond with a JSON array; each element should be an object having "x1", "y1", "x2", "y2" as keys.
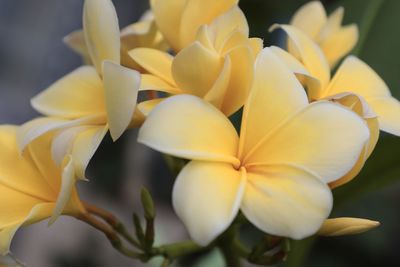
[
  {"x1": 150, "y1": 0, "x2": 186, "y2": 51},
  {"x1": 241, "y1": 165, "x2": 332, "y2": 239},
  {"x1": 173, "y1": 161, "x2": 245, "y2": 245},
  {"x1": 246, "y1": 101, "x2": 370, "y2": 184},
  {"x1": 31, "y1": 66, "x2": 106, "y2": 118},
  {"x1": 63, "y1": 30, "x2": 92, "y2": 64},
  {"x1": 239, "y1": 47, "x2": 308, "y2": 159},
  {"x1": 83, "y1": 0, "x2": 120, "y2": 74},
  {"x1": 318, "y1": 217, "x2": 380, "y2": 236},
  {"x1": 0, "y1": 126, "x2": 56, "y2": 200},
  {"x1": 128, "y1": 48, "x2": 174, "y2": 85},
  {"x1": 326, "y1": 56, "x2": 400, "y2": 136},
  {"x1": 290, "y1": 1, "x2": 327, "y2": 39},
  {"x1": 103, "y1": 61, "x2": 140, "y2": 140},
  {"x1": 172, "y1": 42, "x2": 223, "y2": 97},
  {"x1": 71, "y1": 125, "x2": 109, "y2": 179},
  {"x1": 0, "y1": 203, "x2": 55, "y2": 255},
  {"x1": 271, "y1": 24, "x2": 330, "y2": 96},
  {"x1": 138, "y1": 95, "x2": 239, "y2": 165}
]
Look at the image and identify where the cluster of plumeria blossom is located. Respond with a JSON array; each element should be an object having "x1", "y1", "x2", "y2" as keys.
[{"x1": 1, "y1": 0, "x2": 399, "y2": 266}]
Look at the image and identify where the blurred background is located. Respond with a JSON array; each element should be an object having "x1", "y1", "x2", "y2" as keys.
[{"x1": 0, "y1": 0, "x2": 400, "y2": 266}]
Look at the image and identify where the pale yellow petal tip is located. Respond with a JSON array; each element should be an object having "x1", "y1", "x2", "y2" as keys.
[
  {"x1": 318, "y1": 218, "x2": 380, "y2": 237},
  {"x1": 268, "y1": 23, "x2": 281, "y2": 33}
]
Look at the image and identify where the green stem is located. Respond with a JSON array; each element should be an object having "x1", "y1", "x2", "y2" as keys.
[
  {"x1": 153, "y1": 240, "x2": 205, "y2": 259},
  {"x1": 77, "y1": 213, "x2": 142, "y2": 259},
  {"x1": 84, "y1": 202, "x2": 141, "y2": 248},
  {"x1": 218, "y1": 221, "x2": 243, "y2": 267},
  {"x1": 284, "y1": 237, "x2": 316, "y2": 267},
  {"x1": 353, "y1": 0, "x2": 385, "y2": 56}
]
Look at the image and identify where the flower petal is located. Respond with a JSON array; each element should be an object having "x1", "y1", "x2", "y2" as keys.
[
  {"x1": 0, "y1": 203, "x2": 54, "y2": 255},
  {"x1": 318, "y1": 217, "x2": 380, "y2": 236},
  {"x1": 329, "y1": 117, "x2": 379, "y2": 189},
  {"x1": 173, "y1": 161, "x2": 245, "y2": 246},
  {"x1": 150, "y1": 0, "x2": 186, "y2": 51},
  {"x1": 83, "y1": 0, "x2": 120, "y2": 74},
  {"x1": 239, "y1": 47, "x2": 308, "y2": 159},
  {"x1": 269, "y1": 46, "x2": 311, "y2": 77},
  {"x1": 137, "y1": 98, "x2": 165, "y2": 117},
  {"x1": 221, "y1": 45, "x2": 253, "y2": 116},
  {"x1": 208, "y1": 6, "x2": 249, "y2": 52},
  {"x1": 31, "y1": 66, "x2": 105, "y2": 118},
  {"x1": 71, "y1": 126, "x2": 108, "y2": 179},
  {"x1": 63, "y1": 30, "x2": 92, "y2": 64},
  {"x1": 179, "y1": 0, "x2": 238, "y2": 49},
  {"x1": 17, "y1": 115, "x2": 105, "y2": 152},
  {"x1": 246, "y1": 101, "x2": 370, "y2": 183},
  {"x1": 140, "y1": 74, "x2": 182, "y2": 94},
  {"x1": 103, "y1": 61, "x2": 140, "y2": 141},
  {"x1": 326, "y1": 56, "x2": 400, "y2": 135},
  {"x1": 241, "y1": 165, "x2": 332, "y2": 239},
  {"x1": 0, "y1": 126, "x2": 55, "y2": 201},
  {"x1": 128, "y1": 48, "x2": 174, "y2": 85},
  {"x1": 320, "y1": 24, "x2": 358, "y2": 67},
  {"x1": 369, "y1": 98, "x2": 400, "y2": 136},
  {"x1": 271, "y1": 24, "x2": 330, "y2": 97},
  {"x1": 204, "y1": 57, "x2": 232, "y2": 111},
  {"x1": 49, "y1": 156, "x2": 75, "y2": 224},
  {"x1": 51, "y1": 126, "x2": 89, "y2": 167},
  {"x1": 26, "y1": 131, "x2": 62, "y2": 194},
  {"x1": 138, "y1": 95, "x2": 239, "y2": 165},
  {"x1": 172, "y1": 42, "x2": 223, "y2": 97},
  {"x1": 290, "y1": 1, "x2": 327, "y2": 39},
  {"x1": 326, "y1": 56, "x2": 391, "y2": 99}
]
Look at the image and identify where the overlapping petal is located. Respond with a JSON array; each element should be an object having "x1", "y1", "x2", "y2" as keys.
[
  {"x1": 290, "y1": 1, "x2": 327, "y2": 39},
  {"x1": 271, "y1": 24, "x2": 330, "y2": 96},
  {"x1": 138, "y1": 95, "x2": 240, "y2": 166},
  {"x1": 128, "y1": 48, "x2": 174, "y2": 85},
  {"x1": 103, "y1": 61, "x2": 140, "y2": 140},
  {"x1": 179, "y1": 0, "x2": 238, "y2": 49},
  {"x1": 173, "y1": 161, "x2": 245, "y2": 245},
  {"x1": 83, "y1": 0, "x2": 120, "y2": 74},
  {"x1": 71, "y1": 126, "x2": 108, "y2": 179},
  {"x1": 208, "y1": 6, "x2": 249, "y2": 52},
  {"x1": 150, "y1": 0, "x2": 186, "y2": 51},
  {"x1": 31, "y1": 66, "x2": 106, "y2": 119},
  {"x1": 239, "y1": 48, "x2": 308, "y2": 159},
  {"x1": 0, "y1": 127, "x2": 84, "y2": 254},
  {"x1": 172, "y1": 42, "x2": 223, "y2": 97},
  {"x1": 221, "y1": 45, "x2": 253, "y2": 115},
  {"x1": 291, "y1": 2, "x2": 358, "y2": 67},
  {"x1": 0, "y1": 127, "x2": 56, "y2": 200},
  {"x1": 326, "y1": 56, "x2": 400, "y2": 136},
  {"x1": 0, "y1": 203, "x2": 55, "y2": 255},
  {"x1": 245, "y1": 101, "x2": 369, "y2": 183},
  {"x1": 241, "y1": 165, "x2": 332, "y2": 239}
]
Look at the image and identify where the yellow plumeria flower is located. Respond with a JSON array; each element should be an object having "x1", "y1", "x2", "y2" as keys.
[
  {"x1": 150, "y1": 0, "x2": 239, "y2": 52},
  {"x1": 130, "y1": 6, "x2": 263, "y2": 116},
  {"x1": 0, "y1": 126, "x2": 84, "y2": 255},
  {"x1": 272, "y1": 24, "x2": 400, "y2": 187},
  {"x1": 318, "y1": 217, "x2": 380, "y2": 237},
  {"x1": 290, "y1": 1, "x2": 358, "y2": 67},
  {"x1": 64, "y1": 10, "x2": 168, "y2": 69},
  {"x1": 17, "y1": 0, "x2": 141, "y2": 179},
  {"x1": 137, "y1": 47, "x2": 369, "y2": 245}
]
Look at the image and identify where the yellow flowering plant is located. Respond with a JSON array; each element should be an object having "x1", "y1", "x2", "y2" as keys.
[{"x1": 0, "y1": 0, "x2": 396, "y2": 266}]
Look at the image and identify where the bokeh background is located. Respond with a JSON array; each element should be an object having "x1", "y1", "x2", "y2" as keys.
[{"x1": 1, "y1": 0, "x2": 400, "y2": 266}]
